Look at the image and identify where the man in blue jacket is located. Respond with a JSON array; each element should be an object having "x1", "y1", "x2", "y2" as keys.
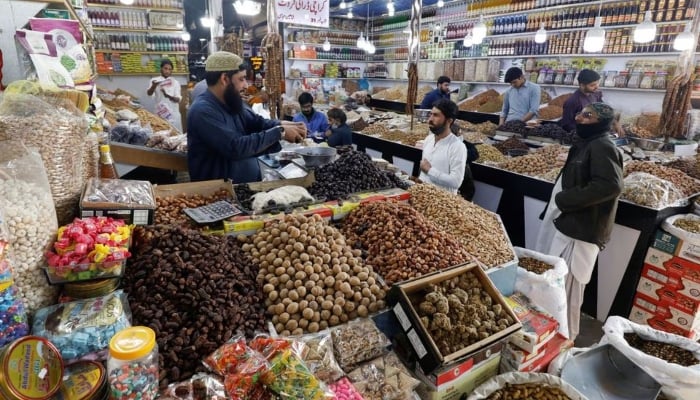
[
  {"x1": 187, "y1": 52, "x2": 306, "y2": 183},
  {"x1": 293, "y1": 92, "x2": 329, "y2": 136},
  {"x1": 420, "y1": 76, "x2": 451, "y2": 109}
]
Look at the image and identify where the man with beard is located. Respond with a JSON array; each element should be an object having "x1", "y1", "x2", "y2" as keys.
[
  {"x1": 535, "y1": 102, "x2": 624, "y2": 340},
  {"x1": 418, "y1": 99, "x2": 467, "y2": 194},
  {"x1": 293, "y1": 92, "x2": 329, "y2": 137},
  {"x1": 560, "y1": 69, "x2": 624, "y2": 135},
  {"x1": 420, "y1": 75, "x2": 451, "y2": 109},
  {"x1": 187, "y1": 52, "x2": 306, "y2": 183}
]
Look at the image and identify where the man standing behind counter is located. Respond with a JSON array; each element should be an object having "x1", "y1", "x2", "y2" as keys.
[
  {"x1": 294, "y1": 92, "x2": 329, "y2": 137},
  {"x1": 187, "y1": 51, "x2": 306, "y2": 183},
  {"x1": 420, "y1": 76, "x2": 452, "y2": 109},
  {"x1": 500, "y1": 67, "x2": 541, "y2": 125},
  {"x1": 560, "y1": 69, "x2": 624, "y2": 135}
]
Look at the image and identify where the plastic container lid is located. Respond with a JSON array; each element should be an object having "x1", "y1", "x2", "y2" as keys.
[
  {"x1": 0, "y1": 336, "x2": 64, "y2": 400},
  {"x1": 58, "y1": 361, "x2": 106, "y2": 400},
  {"x1": 109, "y1": 326, "x2": 156, "y2": 361}
]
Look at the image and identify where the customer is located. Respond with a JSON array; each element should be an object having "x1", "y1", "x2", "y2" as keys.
[
  {"x1": 325, "y1": 108, "x2": 352, "y2": 147},
  {"x1": 147, "y1": 59, "x2": 182, "y2": 132},
  {"x1": 560, "y1": 69, "x2": 624, "y2": 135},
  {"x1": 419, "y1": 99, "x2": 467, "y2": 194},
  {"x1": 420, "y1": 75, "x2": 452, "y2": 109},
  {"x1": 187, "y1": 51, "x2": 306, "y2": 183},
  {"x1": 535, "y1": 102, "x2": 624, "y2": 340},
  {"x1": 294, "y1": 92, "x2": 329, "y2": 136},
  {"x1": 500, "y1": 67, "x2": 541, "y2": 125}
]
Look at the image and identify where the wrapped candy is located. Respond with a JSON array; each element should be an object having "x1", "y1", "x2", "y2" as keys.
[{"x1": 267, "y1": 349, "x2": 333, "y2": 400}]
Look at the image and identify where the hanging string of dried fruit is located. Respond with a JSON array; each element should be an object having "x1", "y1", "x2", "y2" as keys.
[
  {"x1": 659, "y1": 72, "x2": 695, "y2": 140},
  {"x1": 262, "y1": 1, "x2": 282, "y2": 119},
  {"x1": 406, "y1": 0, "x2": 422, "y2": 129},
  {"x1": 217, "y1": 31, "x2": 243, "y2": 57}
]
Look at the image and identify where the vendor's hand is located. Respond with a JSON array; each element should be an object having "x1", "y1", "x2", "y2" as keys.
[
  {"x1": 420, "y1": 159, "x2": 431, "y2": 173},
  {"x1": 150, "y1": 80, "x2": 161, "y2": 89},
  {"x1": 282, "y1": 125, "x2": 305, "y2": 143}
]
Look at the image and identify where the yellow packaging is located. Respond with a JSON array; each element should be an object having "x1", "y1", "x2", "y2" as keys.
[
  {"x1": 58, "y1": 361, "x2": 106, "y2": 400},
  {"x1": 0, "y1": 336, "x2": 63, "y2": 400}
]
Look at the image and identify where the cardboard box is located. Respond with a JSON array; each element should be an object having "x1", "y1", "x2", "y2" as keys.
[
  {"x1": 417, "y1": 338, "x2": 507, "y2": 388},
  {"x1": 652, "y1": 229, "x2": 700, "y2": 264},
  {"x1": 645, "y1": 246, "x2": 675, "y2": 270},
  {"x1": 80, "y1": 178, "x2": 156, "y2": 225},
  {"x1": 632, "y1": 292, "x2": 700, "y2": 334},
  {"x1": 629, "y1": 305, "x2": 656, "y2": 326},
  {"x1": 636, "y1": 276, "x2": 666, "y2": 302},
  {"x1": 376, "y1": 188, "x2": 411, "y2": 203},
  {"x1": 500, "y1": 333, "x2": 573, "y2": 373},
  {"x1": 154, "y1": 179, "x2": 234, "y2": 199},
  {"x1": 640, "y1": 263, "x2": 679, "y2": 289},
  {"x1": 504, "y1": 292, "x2": 559, "y2": 353},
  {"x1": 415, "y1": 354, "x2": 501, "y2": 400},
  {"x1": 388, "y1": 263, "x2": 522, "y2": 374}
]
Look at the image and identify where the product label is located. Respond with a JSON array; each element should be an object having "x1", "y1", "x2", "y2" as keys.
[
  {"x1": 407, "y1": 328, "x2": 428, "y2": 359},
  {"x1": 4, "y1": 338, "x2": 62, "y2": 397},
  {"x1": 392, "y1": 303, "x2": 411, "y2": 331},
  {"x1": 45, "y1": 294, "x2": 122, "y2": 334},
  {"x1": 59, "y1": 362, "x2": 103, "y2": 400}
]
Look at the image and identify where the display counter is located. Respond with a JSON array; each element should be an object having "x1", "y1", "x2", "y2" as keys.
[
  {"x1": 352, "y1": 131, "x2": 689, "y2": 321},
  {"x1": 111, "y1": 142, "x2": 188, "y2": 172},
  {"x1": 369, "y1": 99, "x2": 501, "y2": 124}
]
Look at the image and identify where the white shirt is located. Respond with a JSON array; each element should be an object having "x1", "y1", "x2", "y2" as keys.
[
  {"x1": 150, "y1": 76, "x2": 182, "y2": 132},
  {"x1": 419, "y1": 133, "x2": 467, "y2": 193}
]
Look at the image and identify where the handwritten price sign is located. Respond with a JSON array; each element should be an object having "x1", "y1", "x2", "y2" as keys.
[{"x1": 275, "y1": 0, "x2": 329, "y2": 28}]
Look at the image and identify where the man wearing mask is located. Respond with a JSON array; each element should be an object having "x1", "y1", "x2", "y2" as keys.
[
  {"x1": 420, "y1": 76, "x2": 451, "y2": 109},
  {"x1": 187, "y1": 51, "x2": 306, "y2": 183},
  {"x1": 560, "y1": 69, "x2": 624, "y2": 135},
  {"x1": 294, "y1": 92, "x2": 329, "y2": 137},
  {"x1": 147, "y1": 59, "x2": 182, "y2": 132},
  {"x1": 325, "y1": 108, "x2": 352, "y2": 147},
  {"x1": 500, "y1": 67, "x2": 541, "y2": 125},
  {"x1": 419, "y1": 99, "x2": 467, "y2": 194},
  {"x1": 535, "y1": 102, "x2": 624, "y2": 340}
]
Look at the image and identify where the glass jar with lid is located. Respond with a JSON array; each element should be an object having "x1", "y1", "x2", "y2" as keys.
[
  {"x1": 653, "y1": 71, "x2": 668, "y2": 90},
  {"x1": 639, "y1": 72, "x2": 655, "y2": 89},
  {"x1": 107, "y1": 326, "x2": 158, "y2": 400}
]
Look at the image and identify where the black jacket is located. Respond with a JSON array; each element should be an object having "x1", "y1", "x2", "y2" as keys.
[
  {"x1": 552, "y1": 131, "x2": 623, "y2": 248},
  {"x1": 327, "y1": 124, "x2": 353, "y2": 147}
]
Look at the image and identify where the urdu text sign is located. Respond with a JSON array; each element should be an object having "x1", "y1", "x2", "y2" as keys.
[{"x1": 275, "y1": 0, "x2": 329, "y2": 28}]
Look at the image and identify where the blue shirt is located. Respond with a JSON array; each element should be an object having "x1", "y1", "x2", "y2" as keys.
[
  {"x1": 501, "y1": 81, "x2": 541, "y2": 122},
  {"x1": 187, "y1": 91, "x2": 281, "y2": 183},
  {"x1": 420, "y1": 88, "x2": 450, "y2": 109},
  {"x1": 327, "y1": 124, "x2": 353, "y2": 147},
  {"x1": 293, "y1": 109, "x2": 329, "y2": 135}
]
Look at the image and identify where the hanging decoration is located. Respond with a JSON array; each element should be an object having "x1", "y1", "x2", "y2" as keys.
[
  {"x1": 406, "y1": 0, "x2": 421, "y2": 121},
  {"x1": 262, "y1": 0, "x2": 283, "y2": 118}
]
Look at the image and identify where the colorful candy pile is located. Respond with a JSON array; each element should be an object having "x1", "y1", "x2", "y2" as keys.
[
  {"x1": 0, "y1": 238, "x2": 29, "y2": 346},
  {"x1": 329, "y1": 377, "x2": 364, "y2": 400},
  {"x1": 45, "y1": 217, "x2": 132, "y2": 282}
]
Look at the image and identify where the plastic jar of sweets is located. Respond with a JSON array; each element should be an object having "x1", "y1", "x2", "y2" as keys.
[{"x1": 107, "y1": 326, "x2": 158, "y2": 400}]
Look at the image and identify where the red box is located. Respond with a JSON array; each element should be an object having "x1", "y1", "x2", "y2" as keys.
[
  {"x1": 632, "y1": 292, "x2": 700, "y2": 335},
  {"x1": 376, "y1": 188, "x2": 411, "y2": 203},
  {"x1": 504, "y1": 292, "x2": 559, "y2": 353},
  {"x1": 501, "y1": 333, "x2": 573, "y2": 373}
]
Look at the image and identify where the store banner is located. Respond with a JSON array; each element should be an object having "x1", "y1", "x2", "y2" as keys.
[{"x1": 275, "y1": 0, "x2": 329, "y2": 28}]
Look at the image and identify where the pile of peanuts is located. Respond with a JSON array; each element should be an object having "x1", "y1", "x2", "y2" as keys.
[
  {"x1": 486, "y1": 383, "x2": 572, "y2": 400},
  {"x1": 379, "y1": 130, "x2": 427, "y2": 147},
  {"x1": 341, "y1": 201, "x2": 474, "y2": 284},
  {"x1": 625, "y1": 160, "x2": 700, "y2": 197},
  {"x1": 155, "y1": 189, "x2": 233, "y2": 227},
  {"x1": 497, "y1": 145, "x2": 568, "y2": 177},
  {"x1": 475, "y1": 144, "x2": 507, "y2": 163},
  {"x1": 409, "y1": 184, "x2": 515, "y2": 268},
  {"x1": 361, "y1": 123, "x2": 390, "y2": 136}
]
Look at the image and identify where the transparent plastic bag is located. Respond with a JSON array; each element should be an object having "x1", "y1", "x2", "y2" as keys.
[
  {"x1": 331, "y1": 318, "x2": 391, "y2": 371},
  {"x1": 622, "y1": 172, "x2": 687, "y2": 209},
  {"x1": 31, "y1": 290, "x2": 132, "y2": 361},
  {"x1": 0, "y1": 212, "x2": 30, "y2": 346},
  {"x1": 267, "y1": 349, "x2": 334, "y2": 400},
  {"x1": 161, "y1": 373, "x2": 227, "y2": 400},
  {"x1": 346, "y1": 352, "x2": 420, "y2": 400},
  {"x1": 0, "y1": 141, "x2": 58, "y2": 314},
  {"x1": 291, "y1": 330, "x2": 345, "y2": 384},
  {"x1": 81, "y1": 178, "x2": 156, "y2": 208}
]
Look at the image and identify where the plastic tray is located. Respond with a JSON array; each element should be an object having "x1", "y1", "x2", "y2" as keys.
[{"x1": 44, "y1": 259, "x2": 126, "y2": 284}]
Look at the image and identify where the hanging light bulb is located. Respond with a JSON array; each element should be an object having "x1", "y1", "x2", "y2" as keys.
[
  {"x1": 463, "y1": 33, "x2": 473, "y2": 47},
  {"x1": 300, "y1": 40, "x2": 307, "y2": 51},
  {"x1": 583, "y1": 16, "x2": 605, "y2": 52},
  {"x1": 200, "y1": 16, "x2": 214, "y2": 28},
  {"x1": 434, "y1": 23, "x2": 441, "y2": 33},
  {"x1": 633, "y1": 11, "x2": 656, "y2": 43},
  {"x1": 181, "y1": 31, "x2": 191, "y2": 41},
  {"x1": 534, "y1": 23, "x2": 547, "y2": 44},
  {"x1": 356, "y1": 32, "x2": 366, "y2": 49},
  {"x1": 472, "y1": 15, "x2": 487, "y2": 44},
  {"x1": 437, "y1": 0, "x2": 444, "y2": 7},
  {"x1": 339, "y1": 0, "x2": 346, "y2": 9},
  {"x1": 366, "y1": 41, "x2": 375, "y2": 54},
  {"x1": 323, "y1": 38, "x2": 331, "y2": 51},
  {"x1": 388, "y1": 4, "x2": 395, "y2": 17},
  {"x1": 120, "y1": 0, "x2": 134, "y2": 4},
  {"x1": 674, "y1": 23, "x2": 695, "y2": 51},
  {"x1": 347, "y1": 9, "x2": 353, "y2": 19}
]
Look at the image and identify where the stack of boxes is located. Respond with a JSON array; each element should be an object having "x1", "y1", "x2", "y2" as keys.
[
  {"x1": 629, "y1": 217, "x2": 700, "y2": 340},
  {"x1": 500, "y1": 292, "x2": 574, "y2": 373}
]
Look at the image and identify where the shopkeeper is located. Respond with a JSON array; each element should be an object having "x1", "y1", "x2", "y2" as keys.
[
  {"x1": 419, "y1": 99, "x2": 467, "y2": 194},
  {"x1": 559, "y1": 69, "x2": 624, "y2": 135},
  {"x1": 187, "y1": 51, "x2": 306, "y2": 183},
  {"x1": 294, "y1": 92, "x2": 329, "y2": 137},
  {"x1": 325, "y1": 108, "x2": 353, "y2": 147},
  {"x1": 420, "y1": 76, "x2": 452, "y2": 109},
  {"x1": 147, "y1": 59, "x2": 182, "y2": 132},
  {"x1": 535, "y1": 102, "x2": 624, "y2": 341},
  {"x1": 500, "y1": 67, "x2": 541, "y2": 125}
]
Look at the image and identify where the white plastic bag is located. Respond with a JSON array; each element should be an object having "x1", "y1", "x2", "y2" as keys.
[
  {"x1": 662, "y1": 214, "x2": 700, "y2": 244},
  {"x1": 514, "y1": 247, "x2": 569, "y2": 337},
  {"x1": 467, "y1": 372, "x2": 588, "y2": 400},
  {"x1": 601, "y1": 316, "x2": 700, "y2": 400}
]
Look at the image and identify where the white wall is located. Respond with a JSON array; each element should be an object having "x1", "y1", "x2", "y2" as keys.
[
  {"x1": 96, "y1": 75, "x2": 187, "y2": 116},
  {"x1": 0, "y1": 0, "x2": 48, "y2": 84}
]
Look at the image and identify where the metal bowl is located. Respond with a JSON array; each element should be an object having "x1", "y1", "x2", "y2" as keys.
[
  {"x1": 630, "y1": 137, "x2": 665, "y2": 151},
  {"x1": 295, "y1": 146, "x2": 337, "y2": 168},
  {"x1": 414, "y1": 109, "x2": 432, "y2": 123}
]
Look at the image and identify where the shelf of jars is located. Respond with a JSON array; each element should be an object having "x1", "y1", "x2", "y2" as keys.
[
  {"x1": 93, "y1": 27, "x2": 181, "y2": 33},
  {"x1": 86, "y1": 2, "x2": 183, "y2": 12},
  {"x1": 96, "y1": 52, "x2": 187, "y2": 75},
  {"x1": 99, "y1": 71, "x2": 188, "y2": 76},
  {"x1": 288, "y1": 57, "x2": 370, "y2": 62},
  {"x1": 95, "y1": 50, "x2": 187, "y2": 54},
  {"x1": 94, "y1": 33, "x2": 188, "y2": 53}
]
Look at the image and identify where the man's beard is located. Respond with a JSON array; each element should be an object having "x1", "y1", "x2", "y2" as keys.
[
  {"x1": 224, "y1": 83, "x2": 244, "y2": 113},
  {"x1": 429, "y1": 121, "x2": 447, "y2": 135}
]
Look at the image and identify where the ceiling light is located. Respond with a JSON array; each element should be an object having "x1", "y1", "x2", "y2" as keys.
[
  {"x1": 674, "y1": 23, "x2": 695, "y2": 51},
  {"x1": 472, "y1": 15, "x2": 487, "y2": 44},
  {"x1": 534, "y1": 24, "x2": 547, "y2": 44},
  {"x1": 437, "y1": 0, "x2": 444, "y2": 7},
  {"x1": 233, "y1": 0, "x2": 261, "y2": 16},
  {"x1": 388, "y1": 5, "x2": 395, "y2": 17},
  {"x1": 463, "y1": 33, "x2": 473, "y2": 47},
  {"x1": 356, "y1": 32, "x2": 366, "y2": 49},
  {"x1": 120, "y1": 0, "x2": 134, "y2": 4},
  {"x1": 323, "y1": 38, "x2": 331, "y2": 51},
  {"x1": 347, "y1": 9, "x2": 353, "y2": 19},
  {"x1": 181, "y1": 31, "x2": 191, "y2": 41},
  {"x1": 200, "y1": 16, "x2": 214, "y2": 28},
  {"x1": 300, "y1": 40, "x2": 307, "y2": 51},
  {"x1": 434, "y1": 23, "x2": 441, "y2": 32},
  {"x1": 583, "y1": 16, "x2": 605, "y2": 52},
  {"x1": 633, "y1": 11, "x2": 656, "y2": 43},
  {"x1": 339, "y1": 0, "x2": 346, "y2": 9},
  {"x1": 365, "y1": 41, "x2": 375, "y2": 54}
]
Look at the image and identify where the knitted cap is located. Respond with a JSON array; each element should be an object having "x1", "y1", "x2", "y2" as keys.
[
  {"x1": 205, "y1": 51, "x2": 244, "y2": 72},
  {"x1": 588, "y1": 102, "x2": 615, "y2": 125},
  {"x1": 578, "y1": 69, "x2": 601, "y2": 84}
]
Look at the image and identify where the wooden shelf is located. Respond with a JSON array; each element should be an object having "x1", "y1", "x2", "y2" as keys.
[
  {"x1": 369, "y1": 78, "x2": 668, "y2": 93},
  {"x1": 86, "y1": 2, "x2": 183, "y2": 12},
  {"x1": 93, "y1": 27, "x2": 181, "y2": 33},
  {"x1": 376, "y1": 52, "x2": 683, "y2": 61},
  {"x1": 95, "y1": 49, "x2": 187, "y2": 54}
]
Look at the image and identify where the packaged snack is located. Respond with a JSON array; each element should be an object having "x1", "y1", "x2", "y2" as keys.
[
  {"x1": 346, "y1": 353, "x2": 420, "y2": 400},
  {"x1": 291, "y1": 330, "x2": 344, "y2": 384},
  {"x1": 267, "y1": 349, "x2": 333, "y2": 400},
  {"x1": 331, "y1": 319, "x2": 390, "y2": 371}
]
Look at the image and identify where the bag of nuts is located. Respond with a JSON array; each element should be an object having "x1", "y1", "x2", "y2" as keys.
[
  {"x1": 467, "y1": 371, "x2": 587, "y2": 400},
  {"x1": 601, "y1": 316, "x2": 700, "y2": 400},
  {"x1": 0, "y1": 141, "x2": 58, "y2": 315}
]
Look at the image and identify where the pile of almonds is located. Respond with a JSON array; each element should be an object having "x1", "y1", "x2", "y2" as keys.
[
  {"x1": 240, "y1": 214, "x2": 386, "y2": 336},
  {"x1": 341, "y1": 201, "x2": 474, "y2": 284},
  {"x1": 409, "y1": 184, "x2": 515, "y2": 268},
  {"x1": 497, "y1": 145, "x2": 568, "y2": 177},
  {"x1": 624, "y1": 160, "x2": 700, "y2": 197}
]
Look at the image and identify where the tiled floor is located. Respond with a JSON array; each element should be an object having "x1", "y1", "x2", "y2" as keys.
[{"x1": 574, "y1": 313, "x2": 605, "y2": 348}]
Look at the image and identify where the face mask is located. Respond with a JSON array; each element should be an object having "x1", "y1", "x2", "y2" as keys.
[
  {"x1": 575, "y1": 120, "x2": 611, "y2": 138},
  {"x1": 331, "y1": 123, "x2": 339, "y2": 129}
]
